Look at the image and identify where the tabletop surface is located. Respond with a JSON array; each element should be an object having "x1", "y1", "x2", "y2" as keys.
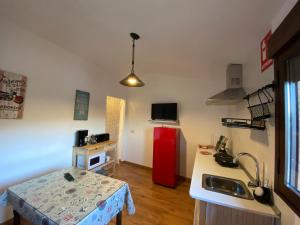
[{"x1": 8, "y1": 168, "x2": 134, "y2": 225}]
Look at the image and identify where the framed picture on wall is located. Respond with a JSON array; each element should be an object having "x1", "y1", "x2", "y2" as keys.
[
  {"x1": 0, "y1": 69, "x2": 27, "y2": 119},
  {"x1": 74, "y1": 90, "x2": 90, "y2": 120}
]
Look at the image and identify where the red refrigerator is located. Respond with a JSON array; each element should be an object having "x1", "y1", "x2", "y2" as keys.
[{"x1": 152, "y1": 127, "x2": 179, "y2": 187}]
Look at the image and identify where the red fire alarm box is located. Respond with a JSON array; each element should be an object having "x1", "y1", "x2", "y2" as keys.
[{"x1": 260, "y1": 30, "x2": 273, "y2": 72}]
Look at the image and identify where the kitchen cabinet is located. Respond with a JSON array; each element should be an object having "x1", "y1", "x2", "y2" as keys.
[{"x1": 194, "y1": 200, "x2": 280, "y2": 225}]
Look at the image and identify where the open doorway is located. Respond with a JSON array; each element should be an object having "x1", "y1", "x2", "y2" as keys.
[{"x1": 105, "y1": 96, "x2": 126, "y2": 163}]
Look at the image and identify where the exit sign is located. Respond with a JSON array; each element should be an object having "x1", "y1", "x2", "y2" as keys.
[{"x1": 260, "y1": 30, "x2": 273, "y2": 72}]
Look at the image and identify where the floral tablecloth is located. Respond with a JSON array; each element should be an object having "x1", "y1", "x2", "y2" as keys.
[{"x1": 8, "y1": 168, "x2": 135, "y2": 225}]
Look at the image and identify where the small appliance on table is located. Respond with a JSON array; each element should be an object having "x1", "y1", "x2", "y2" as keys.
[{"x1": 8, "y1": 168, "x2": 135, "y2": 225}]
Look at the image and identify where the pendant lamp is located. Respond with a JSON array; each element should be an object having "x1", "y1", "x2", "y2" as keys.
[{"x1": 120, "y1": 33, "x2": 145, "y2": 87}]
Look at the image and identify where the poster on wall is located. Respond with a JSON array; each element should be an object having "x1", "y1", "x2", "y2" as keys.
[
  {"x1": 260, "y1": 30, "x2": 273, "y2": 72},
  {"x1": 74, "y1": 90, "x2": 90, "y2": 120},
  {"x1": 0, "y1": 69, "x2": 27, "y2": 119}
]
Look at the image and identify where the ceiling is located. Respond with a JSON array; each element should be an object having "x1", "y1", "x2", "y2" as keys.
[{"x1": 0, "y1": 0, "x2": 285, "y2": 78}]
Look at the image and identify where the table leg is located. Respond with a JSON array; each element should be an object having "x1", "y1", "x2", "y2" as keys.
[
  {"x1": 116, "y1": 211, "x2": 122, "y2": 225},
  {"x1": 13, "y1": 210, "x2": 20, "y2": 225}
]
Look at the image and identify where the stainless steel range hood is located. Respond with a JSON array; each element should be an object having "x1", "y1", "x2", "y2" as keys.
[{"x1": 206, "y1": 64, "x2": 246, "y2": 105}]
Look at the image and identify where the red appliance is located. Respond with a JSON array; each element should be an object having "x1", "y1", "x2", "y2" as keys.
[{"x1": 152, "y1": 127, "x2": 179, "y2": 187}]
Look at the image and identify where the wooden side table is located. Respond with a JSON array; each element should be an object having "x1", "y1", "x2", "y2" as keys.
[{"x1": 72, "y1": 140, "x2": 117, "y2": 176}]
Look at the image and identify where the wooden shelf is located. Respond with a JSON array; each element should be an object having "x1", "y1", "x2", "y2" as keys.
[
  {"x1": 73, "y1": 140, "x2": 116, "y2": 151},
  {"x1": 91, "y1": 161, "x2": 115, "y2": 177},
  {"x1": 98, "y1": 159, "x2": 115, "y2": 169},
  {"x1": 148, "y1": 119, "x2": 180, "y2": 126},
  {"x1": 106, "y1": 172, "x2": 114, "y2": 177}
]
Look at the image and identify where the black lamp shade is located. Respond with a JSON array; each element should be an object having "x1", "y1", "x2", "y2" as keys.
[{"x1": 120, "y1": 72, "x2": 145, "y2": 87}]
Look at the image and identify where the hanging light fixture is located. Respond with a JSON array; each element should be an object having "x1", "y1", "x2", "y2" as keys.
[{"x1": 120, "y1": 33, "x2": 145, "y2": 87}]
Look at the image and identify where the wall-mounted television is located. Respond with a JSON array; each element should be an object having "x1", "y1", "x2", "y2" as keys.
[{"x1": 151, "y1": 103, "x2": 178, "y2": 121}]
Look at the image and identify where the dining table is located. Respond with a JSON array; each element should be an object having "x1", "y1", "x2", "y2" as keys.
[{"x1": 7, "y1": 168, "x2": 135, "y2": 225}]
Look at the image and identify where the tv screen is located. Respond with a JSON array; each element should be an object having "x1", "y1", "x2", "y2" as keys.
[{"x1": 151, "y1": 103, "x2": 177, "y2": 121}]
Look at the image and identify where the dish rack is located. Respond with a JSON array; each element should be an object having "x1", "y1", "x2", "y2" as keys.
[
  {"x1": 222, "y1": 83, "x2": 274, "y2": 131},
  {"x1": 222, "y1": 118, "x2": 266, "y2": 130}
]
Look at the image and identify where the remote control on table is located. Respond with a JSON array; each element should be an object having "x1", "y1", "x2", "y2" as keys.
[{"x1": 64, "y1": 173, "x2": 75, "y2": 181}]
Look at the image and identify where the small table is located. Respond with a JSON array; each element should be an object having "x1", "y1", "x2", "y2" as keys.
[{"x1": 8, "y1": 168, "x2": 135, "y2": 225}]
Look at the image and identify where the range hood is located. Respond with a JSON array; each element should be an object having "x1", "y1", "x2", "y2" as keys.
[{"x1": 206, "y1": 64, "x2": 246, "y2": 105}]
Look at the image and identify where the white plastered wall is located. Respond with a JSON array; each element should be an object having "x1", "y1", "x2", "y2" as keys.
[
  {"x1": 0, "y1": 19, "x2": 127, "y2": 223},
  {"x1": 228, "y1": 1, "x2": 300, "y2": 225}
]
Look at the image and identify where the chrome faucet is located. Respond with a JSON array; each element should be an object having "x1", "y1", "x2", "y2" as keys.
[{"x1": 233, "y1": 152, "x2": 260, "y2": 188}]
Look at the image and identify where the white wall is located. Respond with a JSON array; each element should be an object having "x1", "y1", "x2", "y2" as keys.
[
  {"x1": 271, "y1": 0, "x2": 299, "y2": 31},
  {"x1": 0, "y1": 19, "x2": 124, "y2": 223},
  {"x1": 229, "y1": 46, "x2": 300, "y2": 225},
  {"x1": 228, "y1": 1, "x2": 300, "y2": 225},
  {"x1": 1, "y1": 1, "x2": 299, "y2": 224},
  {"x1": 123, "y1": 66, "x2": 229, "y2": 178}
]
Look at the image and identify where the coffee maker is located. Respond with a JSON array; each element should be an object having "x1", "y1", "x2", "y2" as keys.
[
  {"x1": 214, "y1": 136, "x2": 238, "y2": 168},
  {"x1": 75, "y1": 130, "x2": 88, "y2": 147}
]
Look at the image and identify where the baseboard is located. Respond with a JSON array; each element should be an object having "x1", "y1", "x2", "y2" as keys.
[
  {"x1": 178, "y1": 176, "x2": 191, "y2": 183},
  {"x1": 120, "y1": 160, "x2": 191, "y2": 182},
  {"x1": 0, "y1": 219, "x2": 11, "y2": 225},
  {"x1": 120, "y1": 160, "x2": 152, "y2": 170},
  {"x1": 0, "y1": 205, "x2": 13, "y2": 225}
]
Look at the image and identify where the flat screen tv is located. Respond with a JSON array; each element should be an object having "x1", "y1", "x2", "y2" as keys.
[{"x1": 151, "y1": 103, "x2": 178, "y2": 121}]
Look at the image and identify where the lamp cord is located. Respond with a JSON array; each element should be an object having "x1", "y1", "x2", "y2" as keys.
[{"x1": 131, "y1": 39, "x2": 135, "y2": 73}]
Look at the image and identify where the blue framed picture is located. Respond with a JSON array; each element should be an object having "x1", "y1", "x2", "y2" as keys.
[{"x1": 74, "y1": 90, "x2": 90, "y2": 120}]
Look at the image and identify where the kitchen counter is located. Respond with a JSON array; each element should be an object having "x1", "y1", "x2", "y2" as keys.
[{"x1": 189, "y1": 148, "x2": 279, "y2": 218}]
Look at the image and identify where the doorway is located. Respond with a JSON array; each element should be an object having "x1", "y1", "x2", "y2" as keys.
[{"x1": 105, "y1": 96, "x2": 126, "y2": 163}]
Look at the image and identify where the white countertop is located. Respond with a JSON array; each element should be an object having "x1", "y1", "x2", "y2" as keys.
[{"x1": 189, "y1": 148, "x2": 279, "y2": 218}]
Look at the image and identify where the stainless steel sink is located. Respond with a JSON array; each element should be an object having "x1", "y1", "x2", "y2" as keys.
[{"x1": 202, "y1": 174, "x2": 253, "y2": 200}]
